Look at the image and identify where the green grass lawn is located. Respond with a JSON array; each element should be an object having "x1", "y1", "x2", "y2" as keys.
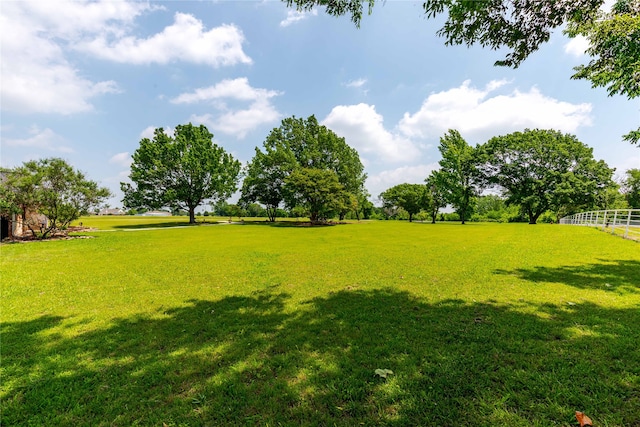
[
  {"x1": 71, "y1": 215, "x2": 222, "y2": 230},
  {"x1": 71, "y1": 215, "x2": 307, "y2": 230},
  {"x1": 2, "y1": 221, "x2": 639, "y2": 426}
]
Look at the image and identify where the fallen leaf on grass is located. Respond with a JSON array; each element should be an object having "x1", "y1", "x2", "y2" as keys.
[
  {"x1": 575, "y1": 411, "x2": 593, "y2": 427},
  {"x1": 374, "y1": 369, "x2": 393, "y2": 378}
]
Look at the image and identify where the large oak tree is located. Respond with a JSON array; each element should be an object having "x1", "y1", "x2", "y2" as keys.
[
  {"x1": 425, "y1": 172, "x2": 448, "y2": 224},
  {"x1": 241, "y1": 115, "x2": 366, "y2": 222},
  {"x1": 480, "y1": 129, "x2": 616, "y2": 223},
  {"x1": 121, "y1": 124, "x2": 240, "y2": 224},
  {"x1": 436, "y1": 130, "x2": 482, "y2": 224},
  {"x1": 379, "y1": 183, "x2": 428, "y2": 222}
]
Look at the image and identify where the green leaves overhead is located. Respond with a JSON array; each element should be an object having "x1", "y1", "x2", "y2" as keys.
[
  {"x1": 568, "y1": 1, "x2": 640, "y2": 99},
  {"x1": 285, "y1": 0, "x2": 638, "y2": 144},
  {"x1": 429, "y1": 0, "x2": 605, "y2": 68},
  {"x1": 567, "y1": 2, "x2": 640, "y2": 144},
  {"x1": 285, "y1": 0, "x2": 606, "y2": 67}
]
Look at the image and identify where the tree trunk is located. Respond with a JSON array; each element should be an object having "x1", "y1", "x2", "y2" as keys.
[
  {"x1": 461, "y1": 192, "x2": 469, "y2": 224},
  {"x1": 189, "y1": 206, "x2": 196, "y2": 224},
  {"x1": 409, "y1": 213, "x2": 413, "y2": 222},
  {"x1": 267, "y1": 205, "x2": 276, "y2": 222},
  {"x1": 528, "y1": 209, "x2": 541, "y2": 224}
]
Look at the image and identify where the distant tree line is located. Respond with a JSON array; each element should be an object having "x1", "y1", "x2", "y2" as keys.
[
  {"x1": 4, "y1": 120, "x2": 638, "y2": 238},
  {"x1": 118, "y1": 120, "x2": 640, "y2": 225},
  {"x1": 381, "y1": 129, "x2": 638, "y2": 224}
]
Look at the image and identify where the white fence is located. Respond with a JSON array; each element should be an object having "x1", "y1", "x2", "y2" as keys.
[{"x1": 559, "y1": 209, "x2": 640, "y2": 240}]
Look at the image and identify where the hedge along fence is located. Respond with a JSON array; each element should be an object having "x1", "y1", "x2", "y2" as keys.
[{"x1": 560, "y1": 209, "x2": 640, "y2": 240}]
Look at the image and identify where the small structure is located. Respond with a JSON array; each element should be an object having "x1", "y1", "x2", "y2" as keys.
[
  {"x1": 1, "y1": 210, "x2": 48, "y2": 240},
  {"x1": 140, "y1": 210, "x2": 172, "y2": 216},
  {"x1": 98, "y1": 208, "x2": 125, "y2": 216},
  {"x1": 0, "y1": 170, "x2": 48, "y2": 239}
]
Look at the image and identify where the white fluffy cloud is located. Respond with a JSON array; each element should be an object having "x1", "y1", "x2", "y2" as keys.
[
  {"x1": 323, "y1": 103, "x2": 421, "y2": 163},
  {"x1": 0, "y1": 1, "x2": 124, "y2": 114},
  {"x1": 172, "y1": 78, "x2": 280, "y2": 104},
  {"x1": 109, "y1": 152, "x2": 132, "y2": 168},
  {"x1": 13, "y1": 0, "x2": 152, "y2": 38},
  {"x1": 345, "y1": 78, "x2": 367, "y2": 88},
  {"x1": 367, "y1": 164, "x2": 439, "y2": 200},
  {"x1": 79, "y1": 13, "x2": 252, "y2": 67},
  {"x1": 564, "y1": 35, "x2": 590, "y2": 57},
  {"x1": 0, "y1": 2, "x2": 251, "y2": 115},
  {"x1": 139, "y1": 126, "x2": 157, "y2": 140},
  {"x1": 175, "y1": 78, "x2": 282, "y2": 138},
  {"x1": 280, "y1": 9, "x2": 318, "y2": 27},
  {"x1": 190, "y1": 100, "x2": 280, "y2": 139},
  {"x1": 139, "y1": 126, "x2": 174, "y2": 139},
  {"x1": 3, "y1": 126, "x2": 73, "y2": 153},
  {"x1": 399, "y1": 80, "x2": 592, "y2": 140}
]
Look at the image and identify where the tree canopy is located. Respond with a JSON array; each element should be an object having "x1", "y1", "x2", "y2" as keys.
[
  {"x1": 622, "y1": 168, "x2": 640, "y2": 208},
  {"x1": 240, "y1": 141, "x2": 296, "y2": 222},
  {"x1": 286, "y1": 0, "x2": 606, "y2": 67},
  {"x1": 1, "y1": 158, "x2": 110, "y2": 239},
  {"x1": 286, "y1": 168, "x2": 346, "y2": 221},
  {"x1": 241, "y1": 115, "x2": 366, "y2": 222},
  {"x1": 435, "y1": 130, "x2": 482, "y2": 224},
  {"x1": 285, "y1": 0, "x2": 638, "y2": 143},
  {"x1": 480, "y1": 129, "x2": 616, "y2": 223},
  {"x1": 379, "y1": 183, "x2": 428, "y2": 222},
  {"x1": 567, "y1": 1, "x2": 640, "y2": 144},
  {"x1": 425, "y1": 172, "x2": 447, "y2": 224},
  {"x1": 121, "y1": 124, "x2": 240, "y2": 224}
]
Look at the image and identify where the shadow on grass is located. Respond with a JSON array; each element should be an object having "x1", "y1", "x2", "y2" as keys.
[
  {"x1": 238, "y1": 220, "x2": 344, "y2": 228},
  {"x1": 3, "y1": 290, "x2": 639, "y2": 426},
  {"x1": 495, "y1": 259, "x2": 640, "y2": 293},
  {"x1": 111, "y1": 220, "x2": 220, "y2": 230},
  {"x1": 108, "y1": 219, "x2": 334, "y2": 229}
]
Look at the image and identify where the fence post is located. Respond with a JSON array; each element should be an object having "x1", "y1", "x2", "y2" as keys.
[
  {"x1": 602, "y1": 210, "x2": 607, "y2": 231},
  {"x1": 625, "y1": 210, "x2": 631, "y2": 238},
  {"x1": 611, "y1": 210, "x2": 618, "y2": 233}
]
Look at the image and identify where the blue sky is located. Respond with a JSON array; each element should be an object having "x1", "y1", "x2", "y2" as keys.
[{"x1": 1, "y1": 0, "x2": 638, "y2": 208}]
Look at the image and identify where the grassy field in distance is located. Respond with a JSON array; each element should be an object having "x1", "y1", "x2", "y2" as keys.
[
  {"x1": 2, "y1": 220, "x2": 639, "y2": 426},
  {"x1": 70, "y1": 214, "x2": 310, "y2": 230}
]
